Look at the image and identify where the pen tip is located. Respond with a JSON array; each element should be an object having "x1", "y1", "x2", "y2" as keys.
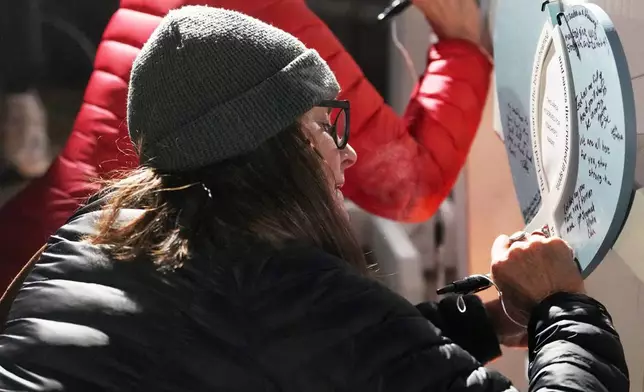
[{"x1": 377, "y1": 13, "x2": 386, "y2": 21}]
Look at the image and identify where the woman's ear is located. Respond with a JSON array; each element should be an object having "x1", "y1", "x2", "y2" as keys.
[
  {"x1": 296, "y1": 116, "x2": 317, "y2": 150},
  {"x1": 298, "y1": 111, "x2": 315, "y2": 134}
]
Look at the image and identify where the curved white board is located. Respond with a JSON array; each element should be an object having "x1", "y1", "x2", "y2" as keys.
[{"x1": 494, "y1": 2, "x2": 636, "y2": 277}]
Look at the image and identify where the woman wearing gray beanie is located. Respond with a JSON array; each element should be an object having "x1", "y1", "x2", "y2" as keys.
[{"x1": 0, "y1": 6, "x2": 627, "y2": 392}]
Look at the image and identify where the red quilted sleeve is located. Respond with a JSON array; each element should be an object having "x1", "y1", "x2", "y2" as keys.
[{"x1": 345, "y1": 40, "x2": 492, "y2": 222}]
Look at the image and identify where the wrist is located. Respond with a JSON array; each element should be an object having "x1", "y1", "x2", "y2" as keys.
[
  {"x1": 484, "y1": 299, "x2": 505, "y2": 341},
  {"x1": 437, "y1": 30, "x2": 481, "y2": 47},
  {"x1": 431, "y1": 38, "x2": 492, "y2": 64},
  {"x1": 485, "y1": 298, "x2": 529, "y2": 348}
]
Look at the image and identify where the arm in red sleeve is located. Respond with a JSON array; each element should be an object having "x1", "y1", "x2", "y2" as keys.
[
  {"x1": 342, "y1": 39, "x2": 492, "y2": 222},
  {"x1": 268, "y1": 2, "x2": 492, "y2": 222}
]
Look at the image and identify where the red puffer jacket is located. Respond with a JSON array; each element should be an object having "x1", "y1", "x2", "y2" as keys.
[{"x1": 0, "y1": 0, "x2": 491, "y2": 291}]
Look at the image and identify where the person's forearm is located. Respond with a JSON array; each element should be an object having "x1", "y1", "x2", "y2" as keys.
[
  {"x1": 343, "y1": 38, "x2": 493, "y2": 223},
  {"x1": 416, "y1": 295, "x2": 501, "y2": 364},
  {"x1": 401, "y1": 39, "x2": 492, "y2": 217}
]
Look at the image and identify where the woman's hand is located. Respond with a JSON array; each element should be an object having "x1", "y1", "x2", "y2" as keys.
[
  {"x1": 490, "y1": 232, "x2": 585, "y2": 325},
  {"x1": 412, "y1": 0, "x2": 482, "y2": 46}
]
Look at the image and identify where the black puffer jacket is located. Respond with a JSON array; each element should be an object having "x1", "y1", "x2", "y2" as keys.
[{"x1": 0, "y1": 200, "x2": 629, "y2": 391}]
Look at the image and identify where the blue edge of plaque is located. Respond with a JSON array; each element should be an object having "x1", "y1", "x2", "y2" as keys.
[{"x1": 592, "y1": 4, "x2": 637, "y2": 278}]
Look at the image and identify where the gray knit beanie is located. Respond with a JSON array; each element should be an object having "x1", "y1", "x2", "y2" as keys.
[{"x1": 127, "y1": 6, "x2": 340, "y2": 172}]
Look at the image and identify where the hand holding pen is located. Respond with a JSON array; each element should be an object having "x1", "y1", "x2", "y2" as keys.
[
  {"x1": 437, "y1": 231, "x2": 531, "y2": 296},
  {"x1": 438, "y1": 228, "x2": 585, "y2": 329}
]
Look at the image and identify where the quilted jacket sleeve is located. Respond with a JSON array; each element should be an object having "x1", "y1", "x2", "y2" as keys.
[
  {"x1": 380, "y1": 293, "x2": 628, "y2": 392},
  {"x1": 342, "y1": 40, "x2": 492, "y2": 222},
  {"x1": 528, "y1": 293, "x2": 629, "y2": 391},
  {"x1": 256, "y1": 248, "x2": 628, "y2": 392}
]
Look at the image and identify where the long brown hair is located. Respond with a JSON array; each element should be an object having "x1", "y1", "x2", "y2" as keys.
[{"x1": 86, "y1": 123, "x2": 368, "y2": 274}]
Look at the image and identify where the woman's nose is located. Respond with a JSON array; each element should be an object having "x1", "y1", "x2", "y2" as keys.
[{"x1": 341, "y1": 143, "x2": 357, "y2": 170}]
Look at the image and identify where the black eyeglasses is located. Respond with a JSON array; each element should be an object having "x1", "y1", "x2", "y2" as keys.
[{"x1": 317, "y1": 100, "x2": 350, "y2": 149}]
